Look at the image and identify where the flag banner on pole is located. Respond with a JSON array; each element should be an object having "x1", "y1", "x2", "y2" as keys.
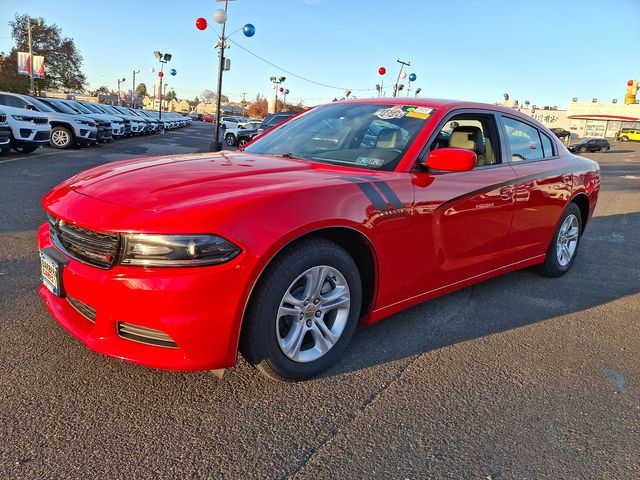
[
  {"x1": 17, "y1": 52, "x2": 45, "y2": 79},
  {"x1": 33, "y1": 56, "x2": 45, "y2": 79},
  {"x1": 17, "y1": 52, "x2": 29, "y2": 76}
]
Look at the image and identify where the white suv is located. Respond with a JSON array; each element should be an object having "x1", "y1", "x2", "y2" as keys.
[{"x1": 0, "y1": 104, "x2": 50, "y2": 153}]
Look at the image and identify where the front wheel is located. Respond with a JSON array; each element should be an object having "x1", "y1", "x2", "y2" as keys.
[
  {"x1": 225, "y1": 133, "x2": 236, "y2": 146},
  {"x1": 240, "y1": 238, "x2": 362, "y2": 381},
  {"x1": 537, "y1": 202, "x2": 582, "y2": 277},
  {"x1": 237, "y1": 137, "x2": 250, "y2": 147},
  {"x1": 50, "y1": 126, "x2": 74, "y2": 149},
  {"x1": 599, "y1": 147, "x2": 607, "y2": 152},
  {"x1": 579, "y1": 147, "x2": 587, "y2": 153}
]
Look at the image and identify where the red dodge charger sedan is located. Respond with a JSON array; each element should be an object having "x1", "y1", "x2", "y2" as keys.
[{"x1": 38, "y1": 99, "x2": 600, "y2": 381}]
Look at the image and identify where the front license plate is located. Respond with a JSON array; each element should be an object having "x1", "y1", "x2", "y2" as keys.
[{"x1": 40, "y1": 249, "x2": 64, "y2": 297}]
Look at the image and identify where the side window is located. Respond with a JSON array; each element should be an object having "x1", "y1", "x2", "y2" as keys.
[
  {"x1": 0, "y1": 94, "x2": 27, "y2": 109},
  {"x1": 501, "y1": 116, "x2": 543, "y2": 162},
  {"x1": 429, "y1": 113, "x2": 501, "y2": 167},
  {"x1": 540, "y1": 132, "x2": 555, "y2": 158}
]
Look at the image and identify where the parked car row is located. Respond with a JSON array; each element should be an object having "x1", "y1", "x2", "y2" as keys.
[{"x1": 0, "y1": 91, "x2": 192, "y2": 154}]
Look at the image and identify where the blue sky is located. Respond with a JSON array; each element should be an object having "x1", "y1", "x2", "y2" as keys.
[{"x1": 1, "y1": 0, "x2": 638, "y2": 107}]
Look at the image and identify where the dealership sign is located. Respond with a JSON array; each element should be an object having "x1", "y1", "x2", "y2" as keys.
[{"x1": 17, "y1": 52, "x2": 46, "y2": 79}]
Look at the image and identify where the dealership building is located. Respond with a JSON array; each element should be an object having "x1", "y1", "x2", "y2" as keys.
[{"x1": 515, "y1": 99, "x2": 640, "y2": 139}]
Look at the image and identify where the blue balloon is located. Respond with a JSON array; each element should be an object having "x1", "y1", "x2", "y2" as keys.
[
  {"x1": 170, "y1": 69, "x2": 177, "y2": 76},
  {"x1": 243, "y1": 23, "x2": 256, "y2": 37},
  {"x1": 408, "y1": 73, "x2": 417, "y2": 82},
  {"x1": 284, "y1": 89, "x2": 289, "y2": 95}
]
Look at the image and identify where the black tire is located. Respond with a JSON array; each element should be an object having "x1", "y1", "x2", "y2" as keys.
[
  {"x1": 1, "y1": 144, "x2": 11, "y2": 154},
  {"x1": 620, "y1": 136, "x2": 628, "y2": 142},
  {"x1": 537, "y1": 202, "x2": 582, "y2": 277},
  {"x1": 240, "y1": 238, "x2": 362, "y2": 381},
  {"x1": 238, "y1": 136, "x2": 250, "y2": 147},
  {"x1": 50, "y1": 126, "x2": 74, "y2": 149},
  {"x1": 225, "y1": 133, "x2": 236, "y2": 146},
  {"x1": 579, "y1": 147, "x2": 587, "y2": 153},
  {"x1": 599, "y1": 147, "x2": 607, "y2": 152}
]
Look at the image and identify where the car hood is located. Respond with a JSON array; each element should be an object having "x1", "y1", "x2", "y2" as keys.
[
  {"x1": 0, "y1": 104, "x2": 49, "y2": 119},
  {"x1": 66, "y1": 151, "x2": 349, "y2": 212}
]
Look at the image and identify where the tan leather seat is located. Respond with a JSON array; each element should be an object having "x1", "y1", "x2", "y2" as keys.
[
  {"x1": 449, "y1": 126, "x2": 488, "y2": 165},
  {"x1": 376, "y1": 128, "x2": 404, "y2": 149}
]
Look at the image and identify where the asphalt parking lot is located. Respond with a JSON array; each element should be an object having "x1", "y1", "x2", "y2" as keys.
[{"x1": 1, "y1": 123, "x2": 638, "y2": 479}]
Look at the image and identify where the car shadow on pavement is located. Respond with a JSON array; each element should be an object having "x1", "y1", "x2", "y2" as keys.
[{"x1": 325, "y1": 212, "x2": 640, "y2": 378}]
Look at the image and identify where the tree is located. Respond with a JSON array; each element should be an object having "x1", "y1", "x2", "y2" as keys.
[
  {"x1": 136, "y1": 83, "x2": 147, "y2": 98},
  {"x1": 0, "y1": 14, "x2": 86, "y2": 93},
  {"x1": 200, "y1": 89, "x2": 228, "y2": 104},
  {"x1": 95, "y1": 85, "x2": 111, "y2": 95},
  {"x1": 246, "y1": 99, "x2": 268, "y2": 118},
  {"x1": 193, "y1": 96, "x2": 200, "y2": 104},
  {"x1": 165, "y1": 90, "x2": 177, "y2": 102}
]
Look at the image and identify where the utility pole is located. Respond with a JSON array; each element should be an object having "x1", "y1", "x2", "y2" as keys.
[
  {"x1": 132, "y1": 69, "x2": 140, "y2": 108},
  {"x1": 393, "y1": 58, "x2": 410, "y2": 97},
  {"x1": 27, "y1": 17, "x2": 35, "y2": 95}
]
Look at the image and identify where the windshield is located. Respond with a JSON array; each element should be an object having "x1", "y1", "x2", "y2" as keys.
[
  {"x1": 49, "y1": 100, "x2": 81, "y2": 115},
  {"x1": 27, "y1": 96, "x2": 56, "y2": 113},
  {"x1": 69, "y1": 101, "x2": 93, "y2": 114},
  {"x1": 243, "y1": 103, "x2": 434, "y2": 171}
]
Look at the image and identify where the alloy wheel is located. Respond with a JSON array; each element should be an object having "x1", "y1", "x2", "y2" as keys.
[
  {"x1": 51, "y1": 130, "x2": 70, "y2": 147},
  {"x1": 556, "y1": 214, "x2": 579, "y2": 267},
  {"x1": 276, "y1": 265, "x2": 350, "y2": 363}
]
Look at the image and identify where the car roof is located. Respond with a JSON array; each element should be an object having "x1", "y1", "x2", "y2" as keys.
[{"x1": 328, "y1": 97, "x2": 533, "y2": 115}]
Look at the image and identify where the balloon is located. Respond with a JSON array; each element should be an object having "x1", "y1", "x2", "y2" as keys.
[
  {"x1": 170, "y1": 69, "x2": 177, "y2": 76},
  {"x1": 243, "y1": 24, "x2": 256, "y2": 37},
  {"x1": 150, "y1": 67, "x2": 155, "y2": 73},
  {"x1": 195, "y1": 17, "x2": 208, "y2": 30},
  {"x1": 408, "y1": 73, "x2": 417, "y2": 82},
  {"x1": 378, "y1": 67, "x2": 386, "y2": 75},
  {"x1": 158, "y1": 71, "x2": 164, "y2": 78},
  {"x1": 279, "y1": 87, "x2": 284, "y2": 93},
  {"x1": 213, "y1": 9, "x2": 227, "y2": 24},
  {"x1": 400, "y1": 71, "x2": 407, "y2": 79},
  {"x1": 284, "y1": 89, "x2": 289, "y2": 95}
]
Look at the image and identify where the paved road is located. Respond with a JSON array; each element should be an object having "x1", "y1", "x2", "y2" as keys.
[{"x1": 1, "y1": 125, "x2": 638, "y2": 479}]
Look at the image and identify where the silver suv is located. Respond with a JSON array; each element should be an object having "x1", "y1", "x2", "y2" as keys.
[
  {"x1": 0, "y1": 92, "x2": 97, "y2": 149},
  {"x1": 0, "y1": 104, "x2": 50, "y2": 153}
]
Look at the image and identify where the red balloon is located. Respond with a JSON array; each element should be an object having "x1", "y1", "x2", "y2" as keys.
[
  {"x1": 378, "y1": 67, "x2": 386, "y2": 75},
  {"x1": 628, "y1": 80, "x2": 634, "y2": 86},
  {"x1": 279, "y1": 87, "x2": 284, "y2": 93},
  {"x1": 158, "y1": 71, "x2": 164, "y2": 78},
  {"x1": 195, "y1": 17, "x2": 208, "y2": 30}
]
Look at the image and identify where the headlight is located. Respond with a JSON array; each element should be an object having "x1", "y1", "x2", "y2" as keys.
[
  {"x1": 120, "y1": 234, "x2": 241, "y2": 267},
  {"x1": 12, "y1": 115, "x2": 30, "y2": 121},
  {"x1": 74, "y1": 119, "x2": 95, "y2": 126}
]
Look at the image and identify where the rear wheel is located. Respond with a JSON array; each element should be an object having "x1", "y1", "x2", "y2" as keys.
[
  {"x1": 240, "y1": 238, "x2": 362, "y2": 381},
  {"x1": 50, "y1": 126, "x2": 74, "y2": 149},
  {"x1": 537, "y1": 202, "x2": 582, "y2": 277},
  {"x1": 238, "y1": 136, "x2": 250, "y2": 147}
]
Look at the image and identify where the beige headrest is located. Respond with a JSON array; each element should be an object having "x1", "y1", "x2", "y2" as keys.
[
  {"x1": 376, "y1": 128, "x2": 403, "y2": 149},
  {"x1": 449, "y1": 126, "x2": 483, "y2": 152}
]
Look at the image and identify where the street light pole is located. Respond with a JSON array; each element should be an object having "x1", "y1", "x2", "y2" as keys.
[
  {"x1": 132, "y1": 69, "x2": 140, "y2": 108},
  {"x1": 393, "y1": 59, "x2": 410, "y2": 97},
  {"x1": 153, "y1": 51, "x2": 171, "y2": 121},
  {"x1": 117, "y1": 78, "x2": 125, "y2": 106},
  {"x1": 195, "y1": 5, "x2": 255, "y2": 152},
  {"x1": 211, "y1": 0, "x2": 230, "y2": 152},
  {"x1": 27, "y1": 17, "x2": 35, "y2": 95}
]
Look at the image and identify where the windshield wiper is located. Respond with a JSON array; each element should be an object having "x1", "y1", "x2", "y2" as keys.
[{"x1": 273, "y1": 153, "x2": 301, "y2": 160}]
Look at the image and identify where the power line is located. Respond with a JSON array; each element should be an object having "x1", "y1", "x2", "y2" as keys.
[{"x1": 227, "y1": 37, "x2": 377, "y2": 92}]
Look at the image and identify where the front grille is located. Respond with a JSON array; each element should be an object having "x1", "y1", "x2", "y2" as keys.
[
  {"x1": 34, "y1": 131, "x2": 49, "y2": 141},
  {"x1": 0, "y1": 113, "x2": 6, "y2": 123},
  {"x1": 30, "y1": 117, "x2": 48, "y2": 125},
  {"x1": 48, "y1": 215, "x2": 120, "y2": 269},
  {"x1": 117, "y1": 322, "x2": 178, "y2": 348},
  {"x1": 67, "y1": 295, "x2": 96, "y2": 322}
]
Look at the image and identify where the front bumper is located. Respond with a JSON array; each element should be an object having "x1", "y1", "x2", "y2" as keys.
[{"x1": 37, "y1": 222, "x2": 250, "y2": 371}]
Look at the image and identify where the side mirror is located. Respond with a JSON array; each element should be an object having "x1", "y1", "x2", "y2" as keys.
[{"x1": 423, "y1": 148, "x2": 476, "y2": 172}]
